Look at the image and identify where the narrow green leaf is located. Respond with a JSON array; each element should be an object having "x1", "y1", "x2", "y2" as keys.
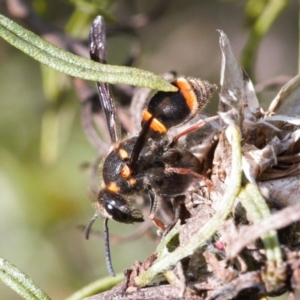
[
  {"x1": 0, "y1": 14, "x2": 176, "y2": 92},
  {"x1": 0, "y1": 257, "x2": 51, "y2": 300}
]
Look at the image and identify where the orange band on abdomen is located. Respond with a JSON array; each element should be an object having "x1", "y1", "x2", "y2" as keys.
[
  {"x1": 175, "y1": 78, "x2": 198, "y2": 112},
  {"x1": 142, "y1": 110, "x2": 167, "y2": 134}
]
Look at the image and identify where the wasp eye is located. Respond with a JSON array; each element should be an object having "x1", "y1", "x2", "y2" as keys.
[
  {"x1": 104, "y1": 201, "x2": 132, "y2": 223},
  {"x1": 99, "y1": 189, "x2": 144, "y2": 224}
]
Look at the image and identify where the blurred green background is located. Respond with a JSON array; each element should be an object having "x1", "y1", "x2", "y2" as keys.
[{"x1": 0, "y1": 0, "x2": 298, "y2": 299}]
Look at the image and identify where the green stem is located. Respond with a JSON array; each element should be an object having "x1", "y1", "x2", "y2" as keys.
[{"x1": 241, "y1": 0, "x2": 289, "y2": 78}]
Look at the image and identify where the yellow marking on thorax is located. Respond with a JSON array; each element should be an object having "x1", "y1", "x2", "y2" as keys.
[
  {"x1": 120, "y1": 164, "x2": 132, "y2": 178},
  {"x1": 107, "y1": 182, "x2": 120, "y2": 193},
  {"x1": 119, "y1": 148, "x2": 129, "y2": 159}
]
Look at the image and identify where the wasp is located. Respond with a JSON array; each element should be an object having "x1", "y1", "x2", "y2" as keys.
[{"x1": 85, "y1": 16, "x2": 218, "y2": 277}]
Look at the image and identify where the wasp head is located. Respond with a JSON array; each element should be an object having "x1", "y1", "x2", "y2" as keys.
[{"x1": 98, "y1": 189, "x2": 144, "y2": 223}]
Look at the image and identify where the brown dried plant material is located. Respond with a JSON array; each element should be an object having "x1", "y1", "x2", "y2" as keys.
[{"x1": 267, "y1": 73, "x2": 300, "y2": 116}]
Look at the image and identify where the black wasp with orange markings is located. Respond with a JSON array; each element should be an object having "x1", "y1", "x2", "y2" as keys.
[{"x1": 85, "y1": 16, "x2": 217, "y2": 277}]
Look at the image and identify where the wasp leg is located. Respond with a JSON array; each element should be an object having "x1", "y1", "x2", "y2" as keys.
[
  {"x1": 163, "y1": 195, "x2": 194, "y2": 238},
  {"x1": 148, "y1": 189, "x2": 165, "y2": 230},
  {"x1": 165, "y1": 166, "x2": 213, "y2": 190},
  {"x1": 173, "y1": 195, "x2": 191, "y2": 225},
  {"x1": 171, "y1": 115, "x2": 219, "y2": 146}
]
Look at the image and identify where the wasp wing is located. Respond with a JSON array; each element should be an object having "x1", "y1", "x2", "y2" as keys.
[{"x1": 89, "y1": 16, "x2": 121, "y2": 144}]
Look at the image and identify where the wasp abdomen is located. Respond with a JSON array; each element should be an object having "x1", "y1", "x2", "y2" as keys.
[{"x1": 141, "y1": 77, "x2": 217, "y2": 135}]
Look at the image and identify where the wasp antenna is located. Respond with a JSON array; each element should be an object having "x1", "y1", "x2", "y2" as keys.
[
  {"x1": 104, "y1": 218, "x2": 116, "y2": 277},
  {"x1": 84, "y1": 213, "x2": 99, "y2": 240}
]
